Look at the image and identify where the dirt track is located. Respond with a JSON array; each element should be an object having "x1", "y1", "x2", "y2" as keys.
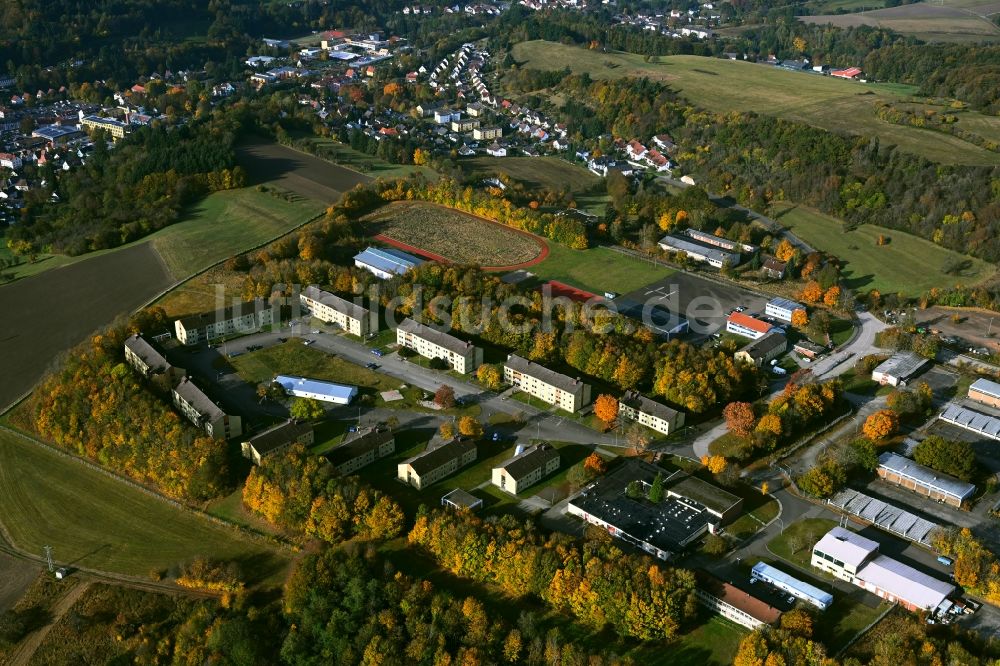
[
  {"x1": 0, "y1": 243, "x2": 172, "y2": 411},
  {"x1": 237, "y1": 140, "x2": 372, "y2": 204}
]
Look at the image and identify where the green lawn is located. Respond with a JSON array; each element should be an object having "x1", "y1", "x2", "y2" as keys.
[
  {"x1": 670, "y1": 615, "x2": 749, "y2": 666},
  {"x1": 0, "y1": 430, "x2": 288, "y2": 583},
  {"x1": 709, "y1": 432, "x2": 752, "y2": 459},
  {"x1": 510, "y1": 41, "x2": 1000, "y2": 166},
  {"x1": 152, "y1": 187, "x2": 324, "y2": 279},
  {"x1": 531, "y1": 244, "x2": 674, "y2": 295},
  {"x1": 768, "y1": 518, "x2": 839, "y2": 570},
  {"x1": 293, "y1": 137, "x2": 438, "y2": 180},
  {"x1": 771, "y1": 203, "x2": 995, "y2": 295},
  {"x1": 461, "y1": 156, "x2": 601, "y2": 194},
  {"x1": 726, "y1": 498, "x2": 781, "y2": 540}
]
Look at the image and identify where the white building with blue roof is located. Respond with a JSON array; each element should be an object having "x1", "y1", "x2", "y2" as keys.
[
  {"x1": 275, "y1": 374, "x2": 358, "y2": 405},
  {"x1": 354, "y1": 246, "x2": 425, "y2": 279},
  {"x1": 765, "y1": 297, "x2": 805, "y2": 322},
  {"x1": 751, "y1": 561, "x2": 833, "y2": 611}
]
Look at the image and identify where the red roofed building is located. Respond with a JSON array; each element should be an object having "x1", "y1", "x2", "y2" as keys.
[
  {"x1": 695, "y1": 571, "x2": 785, "y2": 630},
  {"x1": 831, "y1": 67, "x2": 862, "y2": 80},
  {"x1": 378, "y1": 127, "x2": 398, "y2": 137},
  {"x1": 626, "y1": 140, "x2": 647, "y2": 160},
  {"x1": 130, "y1": 84, "x2": 146, "y2": 94},
  {"x1": 726, "y1": 312, "x2": 777, "y2": 340}
]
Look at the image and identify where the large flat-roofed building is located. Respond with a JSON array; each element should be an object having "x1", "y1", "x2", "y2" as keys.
[
  {"x1": 685, "y1": 229, "x2": 756, "y2": 255},
  {"x1": 354, "y1": 246, "x2": 425, "y2": 279},
  {"x1": 751, "y1": 562, "x2": 833, "y2": 611},
  {"x1": 871, "y1": 351, "x2": 929, "y2": 387},
  {"x1": 396, "y1": 318, "x2": 482, "y2": 373},
  {"x1": 274, "y1": 374, "x2": 358, "y2": 405},
  {"x1": 811, "y1": 527, "x2": 954, "y2": 613},
  {"x1": 618, "y1": 390, "x2": 684, "y2": 436},
  {"x1": 300, "y1": 286, "x2": 372, "y2": 337},
  {"x1": 616, "y1": 301, "x2": 690, "y2": 340},
  {"x1": 491, "y1": 444, "x2": 560, "y2": 494},
  {"x1": 695, "y1": 571, "x2": 786, "y2": 630},
  {"x1": 174, "y1": 299, "x2": 274, "y2": 345},
  {"x1": 876, "y1": 452, "x2": 975, "y2": 507},
  {"x1": 726, "y1": 312, "x2": 777, "y2": 340},
  {"x1": 398, "y1": 438, "x2": 478, "y2": 490},
  {"x1": 327, "y1": 428, "x2": 395, "y2": 475},
  {"x1": 172, "y1": 377, "x2": 242, "y2": 440},
  {"x1": 968, "y1": 378, "x2": 1000, "y2": 409},
  {"x1": 80, "y1": 115, "x2": 129, "y2": 139},
  {"x1": 124, "y1": 334, "x2": 182, "y2": 382},
  {"x1": 503, "y1": 354, "x2": 591, "y2": 413},
  {"x1": 567, "y1": 459, "x2": 737, "y2": 560},
  {"x1": 241, "y1": 420, "x2": 314, "y2": 465},
  {"x1": 666, "y1": 475, "x2": 743, "y2": 526},
  {"x1": 939, "y1": 402, "x2": 1000, "y2": 441},
  {"x1": 765, "y1": 297, "x2": 806, "y2": 323},
  {"x1": 734, "y1": 330, "x2": 787, "y2": 367},
  {"x1": 658, "y1": 233, "x2": 739, "y2": 269},
  {"x1": 32, "y1": 124, "x2": 85, "y2": 144}
]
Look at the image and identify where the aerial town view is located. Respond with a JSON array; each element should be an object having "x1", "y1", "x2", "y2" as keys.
[{"x1": 3, "y1": 1, "x2": 1000, "y2": 664}]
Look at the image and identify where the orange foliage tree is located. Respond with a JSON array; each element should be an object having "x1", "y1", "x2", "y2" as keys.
[
  {"x1": 800, "y1": 281, "x2": 823, "y2": 303},
  {"x1": 791, "y1": 308, "x2": 809, "y2": 328},
  {"x1": 583, "y1": 452, "x2": 607, "y2": 476},
  {"x1": 594, "y1": 394, "x2": 619, "y2": 426},
  {"x1": 823, "y1": 285, "x2": 841, "y2": 307},
  {"x1": 723, "y1": 401, "x2": 756, "y2": 438},
  {"x1": 863, "y1": 409, "x2": 899, "y2": 441}
]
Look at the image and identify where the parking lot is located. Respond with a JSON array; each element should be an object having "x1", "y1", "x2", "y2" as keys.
[{"x1": 618, "y1": 272, "x2": 770, "y2": 340}]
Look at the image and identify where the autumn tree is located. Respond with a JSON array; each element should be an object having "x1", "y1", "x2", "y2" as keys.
[
  {"x1": 723, "y1": 401, "x2": 756, "y2": 438},
  {"x1": 800, "y1": 281, "x2": 823, "y2": 303},
  {"x1": 823, "y1": 285, "x2": 841, "y2": 307},
  {"x1": 412, "y1": 148, "x2": 429, "y2": 166},
  {"x1": 434, "y1": 384, "x2": 456, "y2": 409},
  {"x1": 439, "y1": 421, "x2": 455, "y2": 440},
  {"x1": 701, "y1": 455, "x2": 728, "y2": 474},
  {"x1": 583, "y1": 452, "x2": 607, "y2": 476},
  {"x1": 791, "y1": 308, "x2": 809, "y2": 328},
  {"x1": 290, "y1": 397, "x2": 325, "y2": 421},
  {"x1": 476, "y1": 364, "x2": 502, "y2": 390},
  {"x1": 457, "y1": 416, "x2": 483, "y2": 438},
  {"x1": 862, "y1": 409, "x2": 899, "y2": 441},
  {"x1": 594, "y1": 394, "x2": 619, "y2": 427},
  {"x1": 774, "y1": 239, "x2": 796, "y2": 262}
]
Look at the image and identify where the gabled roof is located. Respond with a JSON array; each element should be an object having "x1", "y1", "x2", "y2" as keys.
[
  {"x1": 275, "y1": 374, "x2": 357, "y2": 402},
  {"x1": 697, "y1": 571, "x2": 784, "y2": 625},
  {"x1": 177, "y1": 298, "x2": 269, "y2": 331},
  {"x1": 736, "y1": 330, "x2": 787, "y2": 360},
  {"x1": 404, "y1": 438, "x2": 477, "y2": 475},
  {"x1": 494, "y1": 444, "x2": 559, "y2": 481},
  {"x1": 354, "y1": 246, "x2": 424, "y2": 275},
  {"x1": 505, "y1": 354, "x2": 585, "y2": 394},
  {"x1": 620, "y1": 390, "x2": 681, "y2": 423},
  {"x1": 397, "y1": 318, "x2": 476, "y2": 356},
  {"x1": 173, "y1": 378, "x2": 226, "y2": 421},
  {"x1": 969, "y1": 377, "x2": 1000, "y2": 400},
  {"x1": 878, "y1": 451, "x2": 976, "y2": 500},
  {"x1": 124, "y1": 334, "x2": 170, "y2": 373},
  {"x1": 301, "y1": 285, "x2": 370, "y2": 321},
  {"x1": 244, "y1": 420, "x2": 313, "y2": 456},
  {"x1": 327, "y1": 428, "x2": 394, "y2": 466}
]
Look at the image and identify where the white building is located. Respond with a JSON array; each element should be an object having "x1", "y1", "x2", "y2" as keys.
[
  {"x1": 765, "y1": 297, "x2": 805, "y2": 323},
  {"x1": 300, "y1": 285, "x2": 372, "y2": 337},
  {"x1": 174, "y1": 299, "x2": 274, "y2": 346},
  {"x1": 871, "y1": 351, "x2": 929, "y2": 387},
  {"x1": 353, "y1": 246, "x2": 425, "y2": 279},
  {"x1": 396, "y1": 318, "x2": 482, "y2": 374},
  {"x1": 695, "y1": 572, "x2": 784, "y2": 630},
  {"x1": 491, "y1": 444, "x2": 560, "y2": 494},
  {"x1": 618, "y1": 390, "x2": 684, "y2": 435},
  {"x1": 503, "y1": 354, "x2": 591, "y2": 413},
  {"x1": 726, "y1": 312, "x2": 777, "y2": 340},
  {"x1": 274, "y1": 374, "x2": 358, "y2": 405}
]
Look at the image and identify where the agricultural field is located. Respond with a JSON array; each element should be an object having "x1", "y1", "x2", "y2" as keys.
[
  {"x1": 292, "y1": 137, "x2": 438, "y2": 180},
  {"x1": 364, "y1": 201, "x2": 546, "y2": 268},
  {"x1": 510, "y1": 41, "x2": 1000, "y2": 166},
  {"x1": 461, "y1": 156, "x2": 602, "y2": 194},
  {"x1": 531, "y1": 244, "x2": 674, "y2": 295},
  {"x1": 236, "y1": 140, "x2": 373, "y2": 203},
  {"x1": 0, "y1": 430, "x2": 288, "y2": 583},
  {"x1": 802, "y1": 0, "x2": 1000, "y2": 42},
  {"x1": 0, "y1": 243, "x2": 173, "y2": 411},
  {"x1": 771, "y1": 203, "x2": 995, "y2": 295}
]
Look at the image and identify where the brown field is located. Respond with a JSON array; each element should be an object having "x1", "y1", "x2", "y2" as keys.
[
  {"x1": 0, "y1": 551, "x2": 40, "y2": 613},
  {"x1": 802, "y1": 1, "x2": 1000, "y2": 42},
  {"x1": 363, "y1": 201, "x2": 546, "y2": 267},
  {"x1": 237, "y1": 140, "x2": 373, "y2": 204},
  {"x1": 0, "y1": 243, "x2": 173, "y2": 411}
]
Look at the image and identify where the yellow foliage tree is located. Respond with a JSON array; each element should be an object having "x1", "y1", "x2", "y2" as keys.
[
  {"x1": 774, "y1": 239, "x2": 796, "y2": 262},
  {"x1": 863, "y1": 409, "x2": 899, "y2": 441},
  {"x1": 823, "y1": 285, "x2": 841, "y2": 307},
  {"x1": 700, "y1": 455, "x2": 728, "y2": 474},
  {"x1": 457, "y1": 416, "x2": 483, "y2": 438},
  {"x1": 791, "y1": 309, "x2": 808, "y2": 328},
  {"x1": 800, "y1": 281, "x2": 823, "y2": 303},
  {"x1": 594, "y1": 394, "x2": 619, "y2": 426}
]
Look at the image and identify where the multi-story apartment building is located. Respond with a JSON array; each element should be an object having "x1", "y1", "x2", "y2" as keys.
[
  {"x1": 618, "y1": 390, "x2": 684, "y2": 436},
  {"x1": 396, "y1": 318, "x2": 482, "y2": 374},
  {"x1": 172, "y1": 377, "x2": 242, "y2": 440},
  {"x1": 491, "y1": 444, "x2": 560, "y2": 494},
  {"x1": 300, "y1": 285, "x2": 372, "y2": 337},
  {"x1": 174, "y1": 299, "x2": 274, "y2": 345},
  {"x1": 397, "y1": 438, "x2": 478, "y2": 489},
  {"x1": 123, "y1": 334, "x2": 182, "y2": 382},
  {"x1": 241, "y1": 420, "x2": 314, "y2": 465},
  {"x1": 503, "y1": 355, "x2": 591, "y2": 413}
]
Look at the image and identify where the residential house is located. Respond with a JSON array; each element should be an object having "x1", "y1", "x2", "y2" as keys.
[
  {"x1": 174, "y1": 299, "x2": 274, "y2": 346},
  {"x1": 396, "y1": 318, "x2": 483, "y2": 373},
  {"x1": 503, "y1": 354, "x2": 591, "y2": 413},
  {"x1": 397, "y1": 438, "x2": 478, "y2": 489},
  {"x1": 241, "y1": 420, "x2": 314, "y2": 465},
  {"x1": 485, "y1": 142, "x2": 507, "y2": 157},
  {"x1": 172, "y1": 377, "x2": 242, "y2": 439},
  {"x1": 618, "y1": 390, "x2": 684, "y2": 436},
  {"x1": 762, "y1": 256, "x2": 787, "y2": 279},
  {"x1": 491, "y1": 444, "x2": 560, "y2": 494}
]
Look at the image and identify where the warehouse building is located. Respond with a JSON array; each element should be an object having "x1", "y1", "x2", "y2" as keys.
[
  {"x1": 274, "y1": 374, "x2": 358, "y2": 405},
  {"x1": 811, "y1": 527, "x2": 955, "y2": 613},
  {"x1": 751, "y1": 562, "x2": 833, "y2": 611},
  {"x1": 354, "y1": 246, "x2": 425, "y2": 279},
  {"x1": 871, "y1": 351, "x2": 929, "y2": 387},
  {"x1": 396, "y1": 318, "x2": 482, "y2": 374},
  {"x1": 968, "y1": 377, "x2": 1000, "y2": 409},
  {"x1": 504, "y1": 354, "x2": 591, "y2": 413},
  {"x1": 827, "y1": 489, "x2": 938, "y2": 547},
  {"x1": 765, "y1": 297, "x2": 806, "y2": 323},
  {"x1": 877, "y1": 452, "x2": 976, "y2": 507},
  {"x1": 658, "y1": 234, "x2": 739, "y2": 269},
  {"x1": 685, "y1": 229, "x2": 757, "y2": 254},
  {"x1": 300, "y1": 285, "x2": 372, "y2": 337},
  {"x1": 939, "y1": 402, "x2": 1000, "y2": 441}
]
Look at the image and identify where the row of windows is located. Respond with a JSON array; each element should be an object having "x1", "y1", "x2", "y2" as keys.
[{"x1": 813, "y1": 549, "x2": 846, "y2": 569}]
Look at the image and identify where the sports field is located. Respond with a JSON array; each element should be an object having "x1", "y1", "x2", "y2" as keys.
[
  {"x1": 364, "y1": 201, "x2": 546, "y2": 267},
  {"x1": 802, "y1": 0, "x2": 1000, "y2": 42},
  {"x1": 510, "y1": 41, "x2": 1000, "y2": 166},
  {"x1": 0, "y1": 430, "x2": 288, "y2": 583},
  {"x1": 461, "y1": 156, "x2": 602, "y2": 194},
  {"x1": 771, "y1": 203, "x2": 995, "y2": 295},
  {"x1": 531, "y1": 245, "x2": 674, "y2": 295}
]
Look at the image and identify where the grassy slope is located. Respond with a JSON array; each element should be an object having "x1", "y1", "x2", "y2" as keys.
[
  {"x1": 461, "y1": 156, "x2": 602, "y2": 193},
  {"x1": 510, "y1": 41, "x2": 1000, "y2": 166},
  {"x1": 801, "y1": 0, "x2": 1000, "y2": 42},
  {"x1": 152, "y1": 188, "x2": 323, "y2": 279},
  {"x1": 294, "y1": 137, "x2": 439, "y2": 180},
  {"x1": 771, "y1": 203, "x2": 995, "y2": 295},
  {"x1": 0, "y1": 430, "x2": 287, "y2": 582},
  {"x1": 531, "y1": 244, "x2": 674, "y2": 294}
]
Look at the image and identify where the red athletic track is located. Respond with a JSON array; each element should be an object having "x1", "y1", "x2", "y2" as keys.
[{"x1": 545, "y1": 280, "x2": 603, "y2": 303}]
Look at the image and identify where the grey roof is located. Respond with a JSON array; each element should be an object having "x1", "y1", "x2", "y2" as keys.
[
  {"x1": 658, "y1": 234, "x2": 736, "y2": 264},
  {"x1": 327, "y1": 428, "x2": 394, "y2": 466},
  {"x1": 767, "y1": 297, "x2": 805, "y2": 313},
  {"x1": 621, "y1": 390, "x2": 681, "y2": 423},
  {"x1": 872, "y1": 351, "x2": 928, "y2": 381},
  {"x1": 124, "y1": 334, "x2": 170, "y2": 373},
  {"x1": 301, "y1": 285, "x2": 369, "y2": 321},
  {"x1": 938, "y1": 402, "x2": 1000, "y2": 440},
  {"x1": 857, "y1": 555, "x2": 953, "y2": 611},
  {"x1": 667, "y1": 475, "x2": 741, "y2": 517},
  {"x1": 969, "y1": 377, "x2": 1000, "y2": 401},
  {"x1": 354, "y1": 246, "x2": 424, "y2": 275},
  {"x1": 244, "y1": 420, "x2": 313, "y2": 457},
  {"x1": 505, "y1": 355, "x2": 586, "y2": 394},
  {"x1": 737, "y1": 330, "x2": 787, "y2": 360},
  {"x1": 177, "y1": 298, "x2": 269, "y2": 332},
  {"x1": 404, "y1": 438, "x2": 477, "y2": 475},
  {"x1": 173, "y1": 378, "x2": 226, "y2": 421},
  {"x1": 495, "y1": 444, "x2": 559, "y2": 481},
  {"x1": 397, "y1": 318, "x2": 476, "y2": 356},
  {"x1": 685, "y1": 228, "x2": 750, "y2": 252},
  {"x1": 793, "y1": 340, "x2": 826, "y2": 354},
  {"x1": 441, "y1": 488, "x2": 482, "y2": 509},
  {"x1": 878, "y1": 452, "x2": 976, "y2": 501},
  {"x1": 828, "y1": 488, "x2": 938, "y2": 547}
]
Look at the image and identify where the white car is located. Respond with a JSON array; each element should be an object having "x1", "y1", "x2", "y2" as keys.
[{"x1": 303, "y1": 339, "x2": 315, "y2": 346}]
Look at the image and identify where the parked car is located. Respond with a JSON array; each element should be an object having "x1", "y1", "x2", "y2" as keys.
[
  {"x1": 937, "y1": 556, "x2": 954, "y2": 566},
  {"x1": 304, "y1": 339, "x2": 315, "y2": 346},
  {"x1": 365, "y1": 362, "x2": 379, "y2": 369},
  {"x1": 371, "y1": 349, "x2": 384, "y2": 357}
]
